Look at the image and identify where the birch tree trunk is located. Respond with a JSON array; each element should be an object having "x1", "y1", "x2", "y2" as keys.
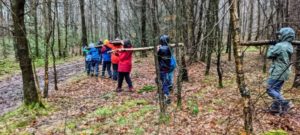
[{"x1": 229, "y1": 0, "x2": 253, "y2": 133}]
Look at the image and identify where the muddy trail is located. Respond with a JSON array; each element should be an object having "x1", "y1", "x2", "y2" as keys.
[{"x1": 0, "y1": 58, "x2": 85, "y2": 115}]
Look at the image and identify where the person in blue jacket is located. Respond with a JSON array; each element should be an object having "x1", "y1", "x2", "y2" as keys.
[
  {"x1": 101, "y1": 39, "x2": 112, "y2": 78},
  {"x1": 157, "y1": 35, "x2": 176, "y2": 104},
  {"x1": 266, "y1": 27, "x2": 295, "y2": 114},
  {"x1": 87, "y1": 43, "x2": 101, "y2": 77}
]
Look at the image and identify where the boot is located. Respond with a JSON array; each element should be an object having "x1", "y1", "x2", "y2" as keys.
[
  {"x1": 116, "y1": 87, "x2": 122, "y2": 93},
  {"x1": 268, "y1": 101, "x2": 280, "y2": 114},
  {"x1": 281, "y1": 101, "x2": 293, "y2": 114}
]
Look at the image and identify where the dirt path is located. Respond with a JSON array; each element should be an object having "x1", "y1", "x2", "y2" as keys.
[{"x1": 0, "y1": 58, "x2": 85, "y2": 115}]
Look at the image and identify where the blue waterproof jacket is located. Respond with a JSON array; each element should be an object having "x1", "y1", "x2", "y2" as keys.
[
  {"x1": 267, "y1": 27, "x2": 295, "y2": 81},
  {"x1": 101, "y1": 46, "x2": 111, "y2": 62}
]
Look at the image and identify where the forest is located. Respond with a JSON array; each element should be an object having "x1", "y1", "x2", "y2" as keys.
[{"x1": 0, "y1": 0, "x2": 300, "y2": 134}]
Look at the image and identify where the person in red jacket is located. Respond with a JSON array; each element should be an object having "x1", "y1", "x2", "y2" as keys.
[
  {"x1": 116, "y1": 39, "x2": 133, "y2": 92},
  {"x1": 106, "y1": 38, "x2": 123, "y2": 81}
]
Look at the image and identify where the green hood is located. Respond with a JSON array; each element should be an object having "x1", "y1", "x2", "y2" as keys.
[{"x1": 278, "y1": 27, "x2": 296, "y2": 42}]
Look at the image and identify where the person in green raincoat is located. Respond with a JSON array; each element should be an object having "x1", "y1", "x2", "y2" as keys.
[
  {"x1": 266, "y1": 27, "x2": 295, "y2": 114},
  {"x1": 83, "y1": 45, "x2": 90, "y2": 72}
]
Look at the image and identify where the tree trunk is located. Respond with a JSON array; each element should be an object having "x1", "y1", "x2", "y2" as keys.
[
  {"x1": 43, "y1": 0, "x2": 52, "y2": 98},
  {"x1": 227, "y1": 18, "x2": 232, "y2": 61},
  {"x1": 205, "y1": 0, "x2": 218, "y2": 76},
  {"x1": 63, "y1": 0, "x2": 69, "y2": 57},
  {"x1": 2, "y1": 38, "x2": 7, "y2": 59},
  {"x1": 52, "y1": 2, "x2": 58, "y2": 91},
  {"x1": 140, "y1": 0, "x2": 147, "y2": 57},
  {"x1": 180, "y1": 0, "x2": 189, "y2": 81},
  {"x1": 11, "y1": 0, "x2": 41, "y2": 105},
  {"x1": 89, "y1": 0, "x2": 94, "y2": 42},
  {"x1": 79, "y1": 0, "x2": 87, "y2": 47},
  {"x1": 55, "y1": 0, "x2": 62, "y2": 57},
  {"x1": 247, "y1": 0, "x2": 254, "y2": 41},
  {"x1": 254, "y1": 0, "x2": 261, "y2": 41},
  {"x1": 293, "y1": 46, "x2": 300, "y2": 88},
  {"x1": 229, "y1": 0, "x2": 253, "y2": 134},
  {"x1": 151, "y1": 0, "x2": 165, "y2": 114},
  {"x1": 113, "y1": 0, "x2": 119, "y2": 38},
  {"x1": 175, "y1": 0, "x2": 183, "y2": 108}
]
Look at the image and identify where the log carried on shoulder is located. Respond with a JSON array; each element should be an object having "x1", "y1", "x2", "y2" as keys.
[
  {"x1": 109, "y1": 43, "x2": 184, "y2": 52},
  {"x1": 241, "y1": 40, "x2": 300, "y2": 46}
]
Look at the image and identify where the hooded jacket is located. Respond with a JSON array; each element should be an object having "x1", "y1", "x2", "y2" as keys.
[
  {"x1": 105, "y1": 42, "x2": 123, "y2": 64},
  {"x1": 267, "y1": 27, "x2": 295, "y2": 81},
  {"x1": 158, "y1": 37, "x2": 172, "y2": 73},
  {"x1": 118, "y1": 48, "x2": 133, "y2": 72},
  {"x1": 101, "y1": 45, "x2": 111, "y2": 62}
]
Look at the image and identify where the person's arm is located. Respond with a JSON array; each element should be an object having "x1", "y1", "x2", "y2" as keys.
[
  {"x1": 267, "y1": 44, "x2": 281, "y2": 59},
  {"x1": 101, "y1": 46, "x2": 107, "y2": 53},
  {"x1": 106, "y1": 43, "x2": 115, "y2": 49}
]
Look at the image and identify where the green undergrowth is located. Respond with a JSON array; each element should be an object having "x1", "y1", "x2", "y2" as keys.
[
  {"x1": 261, "y1": 129, "x2": 288, "y2": 135},
  {"x1": 187, "y1": 99, "x2": 199, "y2": 116},
  {"x1": 0, "y1": 56, "x2": 82, "y2": 79},
  {"x1": 0, "y1": 102, "x2": 56, "y2": 134},
  {"x1": 64, "y1": 99, "x2": 158, "y2": 134},
  {"x1": 138, "y1": 85, "x2": 156, "y2": 94}
]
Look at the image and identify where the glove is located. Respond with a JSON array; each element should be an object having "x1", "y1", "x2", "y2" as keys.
[{"x1": 269, "y1": 40, "x2": 277, "y2": 46}]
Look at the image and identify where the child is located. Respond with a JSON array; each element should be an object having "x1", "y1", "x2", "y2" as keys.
[
  {"x1": 157, "y1": 35, "x2": 173, "y2": 104},
  {"x1": 83, "y1": 45, "x2": 90, "y2": 72},
  {"x1": 88, "y1": 43, "x2": 101, "y2": 77},
  {"x1": 116, "y1": 40, "x2": 133, "y2": 92},
  {"x1": 101, "y1": 40, "x2": 112, "y2": 78},
  {"x1": 106, "y1": 38, "x2": 123, "y2": 81},
  {"x1": 97, "y1": 39, "x2": 103, "y2": 65}
]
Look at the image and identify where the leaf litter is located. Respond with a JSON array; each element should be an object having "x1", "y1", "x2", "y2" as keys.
[{"x1": 1, "y1": 52, "x2": 300, "y2": 134}]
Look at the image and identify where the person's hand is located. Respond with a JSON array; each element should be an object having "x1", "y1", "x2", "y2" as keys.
[{"x1": 269, "y1": 40, "x2": 277, "y2": 46}]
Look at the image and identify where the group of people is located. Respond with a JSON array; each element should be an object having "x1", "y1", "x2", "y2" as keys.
[
  {"x1": 83, "y1": 35, "x2": 176, "y2": 104},
  {"x1": 82, "y1": 27, "x2": 295, "y2": 111}
]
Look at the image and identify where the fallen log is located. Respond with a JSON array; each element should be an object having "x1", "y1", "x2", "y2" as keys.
[{"x1": 241, "y1": 40, "x2": 300, "y2": 46}]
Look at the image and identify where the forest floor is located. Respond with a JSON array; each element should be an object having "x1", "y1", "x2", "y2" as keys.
[
  {"x1": 0, "y1": 52, "x2": 300, "y2": 135},
  {"x1": 0, "y1": 56, "x2": 84, "y2": 115}
]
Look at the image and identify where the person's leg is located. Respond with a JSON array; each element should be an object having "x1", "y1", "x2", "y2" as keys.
[
  {"x1": 267, "y1": 79, "x2": 285, "y2": 112},
  {"x1": 160, "y1": 72, "x2": 170, "y2": 96},
  {"x1": 117, "y1": 72, "x2": 125, "y2": 89},
  {"x1": 112, "y1": 64, "x2": 118, "y2": 80},
  {"x1": 107, "y1": 62, "x2": 112, "y2": 78},
  {"x1": 167, "y1": 71, "x2": 174, "y2": 92},
  {"x1": 102, "y1": 61, "x2": 107, "y2": 77},
  {"x1": 124, "y1": 72, "x2": 133, "y2": 90},
  {"x1": 95, "y1": 60, "x2": 99, "y2": 77},
  {"x1": 85, "y1": 60, "x2": 88, "y2": 71},
  {"x1": 87, "y1": 61, "x2": 91, "y2": 75}
]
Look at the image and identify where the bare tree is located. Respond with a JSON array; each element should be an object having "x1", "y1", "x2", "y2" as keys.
[
  {"x1": 11, "y1": 0, "x2": 41, "y2": 105},
  {"x1": 55, "y1": 0, "x2": 62, "y2": 57},
  {"x1": 229, "y1": 0, "x2": 253, "y2": 134},
  {"x1": 140, "y1": 0, "x2": 147, "y2": 57},
  {"x1": 64, "y1": 0, "x2": 69, "y2": 57},
  {"x1": 42, "y1": 0, "x2": 53, "y2": 98},
  {"x1": 79, "y1": 0, "x2": 87, "y2": 46}
]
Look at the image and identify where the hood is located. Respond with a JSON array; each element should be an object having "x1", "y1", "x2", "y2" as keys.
[
  {"x1": 123, "y1": 39, "x2": 132, "y2": 48},
  {"x1": 160, "y1": 35, "x2": 169, "y2": 46},
  {"x1": 278, "y1": 27, "x2": 295, "y2": 42},
  {"x1": 104, "y1": 39, "x2": 110, "y2": 45}
]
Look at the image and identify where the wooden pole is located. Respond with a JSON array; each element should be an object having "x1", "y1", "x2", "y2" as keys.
[
  {"x1": 107, "y1": 43, "x2": 184, "y2": 52},
  {"x1": 241, "y1": 40, "x2": 300, "y2": 46}
]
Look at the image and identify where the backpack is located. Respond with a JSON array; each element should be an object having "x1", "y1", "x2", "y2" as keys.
[
  {"x1": 169, "y1": 55, "x2": 177, "y2": 72},
  {"x1": 86, "y1": 54, "x2": 92, "y2": 61}
]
